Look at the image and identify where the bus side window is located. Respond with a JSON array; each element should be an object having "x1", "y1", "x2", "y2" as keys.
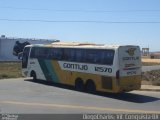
[
  {"x1": 75, "y1": 49, "x2": 84, "y2": 62},
  {"x1": 47, "y1": 48, "x2": 55, "y2": 59},
  {"x1": 70, "y1": 49, "x2": 76, "y2": 61},
  {"x1": 95, "y1": 50, "x2": 101, "y2": 63},
  {"x1": 101, "y1": 50, "x2": 114, "y2": 65},
  {"x1": 86, "y1": 50, "x2": 94, "y2": 63},
  {"x1": 34, "y1": 47, "x2": 40, "y2": 58},
  {"x1": 85, "y1": 49, "x2": 100, "y2": 64},
  {"x1": 63, "y1": 49, "x2": 76, "y2": 62},
  {"x1": 38, "y1": 48, "x2": 45, "y2": 59},
  {"x1": 46, "y1": 48, "x2": 53, "y2": 59},
  {"x1": 44, "y1": 48, "x2": 49, "y2": 59},
  {"x1": 30, "y1": 47, "x2": 41, "y2": 59},
  {"x1": 63, "y1": 48, "x2": 69, "y2": 61},
  {"x1": 52, "y1": 48, "x2": 63, "y2": 60}
]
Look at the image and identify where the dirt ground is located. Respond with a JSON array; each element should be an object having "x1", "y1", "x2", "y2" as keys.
[
  {"x1": 142, "y1": 58, "x2": 160, "y2": 63},
  {"x1": 141, "y1": 58, "x2": 160, "y2": 86}
]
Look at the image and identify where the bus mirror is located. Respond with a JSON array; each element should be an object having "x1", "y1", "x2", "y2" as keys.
[{"x1": 18, "y1": 52, "x2": 23, "y2": 60}]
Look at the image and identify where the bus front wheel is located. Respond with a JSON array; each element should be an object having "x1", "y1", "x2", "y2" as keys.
[
  {"x1": 75, "y1": 78, "x2": 84, "y2": 92},
  {"x1": 30, "y1": 71, "x2": 37, "y2": 81}
]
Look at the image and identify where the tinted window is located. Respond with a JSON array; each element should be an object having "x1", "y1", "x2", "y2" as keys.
[
  {"x1": 32, "y1": 47, "x2": 45, "y2": 59},
  {"x1": 101, "y1": 50, "x2": 114, "y2": 65},
  {"x1": 82, "y1": 49, "x2": 114, "y2": 65},
  {"x1": 64, "y1": 49, "x2": 76, "y2": 61},
  {"x1": 52, "y1": 48, "x2": 63, "y2": 60},
  {"x1": 75, "y1": 49, "x2": 85, "y2": 62},
  {"x1": 30, "y1": 47, "x2": 63, "y2": 60},
  {"x1": 30, "y1": 47, "x2": 114, "y2": 65}
]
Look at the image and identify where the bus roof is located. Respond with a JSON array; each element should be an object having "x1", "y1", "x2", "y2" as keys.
[{"x1": 25, "y1": 42, "x2": 139, "y2": 49}]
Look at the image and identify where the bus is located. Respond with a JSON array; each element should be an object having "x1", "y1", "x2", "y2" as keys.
[{"x1": 22, "y1": 42, "x2": 141, "y2": 93}]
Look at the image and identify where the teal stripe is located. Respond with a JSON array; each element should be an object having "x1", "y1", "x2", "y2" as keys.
[
  {"x1": 38, "y1": 59, "x2": 59, "y2": 83},
  {"x1": 38, "y1": 59, "x2": 49, "y2": 81},
  {"x1": 44, "y1": 60, "x2": 59, "y2": 83}
]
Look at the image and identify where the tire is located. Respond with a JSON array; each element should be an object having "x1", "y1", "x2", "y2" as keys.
[
  {"x1": 30, "y1": 71, "x2": 37, "y2": 81},
  {"x1": 75, "y1": 78, "x2": 84, "y2": 92},
  {"x1": 85, "y1": 80, "x2": 96, "y2": 93}
]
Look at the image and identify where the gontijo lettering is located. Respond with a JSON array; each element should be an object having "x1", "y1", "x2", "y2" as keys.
[
  {"x1": 123, "y1": 56, "x2": 139, "y2": 61},
  {"x1": 63, "y1": 63, "x2": 88, "y2": 70}
]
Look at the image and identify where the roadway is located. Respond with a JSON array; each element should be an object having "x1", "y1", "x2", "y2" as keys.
[
  {"x1": 142, "y1": 65, "x2": 160, "y2": 72},
  {"x1": 0, "y1": 78, "x2": 160, "y2": 114}
]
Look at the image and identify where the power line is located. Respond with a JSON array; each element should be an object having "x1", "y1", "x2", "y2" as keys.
[
  {"x1": 0, "y1": 18, "x2": 160, "y2": 23},
  {"x1": 1, "y1": 6, "x2": 160, "y2": 13}
]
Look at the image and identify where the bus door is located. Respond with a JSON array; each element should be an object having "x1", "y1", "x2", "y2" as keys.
[
  {"x1": 22, "y1": 47, "x2": 30, "y2": 69},
  {"x1": 118, "y1": 46, "x2": 141, "y2": 78}
]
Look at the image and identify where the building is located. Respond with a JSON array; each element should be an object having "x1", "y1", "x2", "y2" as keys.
[
  {"x1": 150, "y1": 53, "x2": 160, "y2": 59},
  {"x1": 0, "y1": 35, "x2": 59, "y2": 61}
]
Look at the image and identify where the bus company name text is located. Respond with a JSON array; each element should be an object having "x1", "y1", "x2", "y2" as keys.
[
  {"x1": 63, "y1": 63, "x2": 112, "y2": 73},
  {"x1": 123, "y1": 56, "x2": 139, "y2": 61},
  {"x1": 63, "y1": 63, "x2": 88, "y2": 71}
]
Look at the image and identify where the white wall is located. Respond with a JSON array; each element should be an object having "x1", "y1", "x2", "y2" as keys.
[{"x1": 0, "y1": 37, "x2": 57, "y2": 61}]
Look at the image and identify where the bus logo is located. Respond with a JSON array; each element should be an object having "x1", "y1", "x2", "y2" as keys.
[{"x1": 126, "y1": 48, "x2": 136, "y2": 56}]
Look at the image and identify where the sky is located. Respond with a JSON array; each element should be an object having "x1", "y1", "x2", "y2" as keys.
[{"x1": 0, "y1": 0, "x2": 160, "y2": 51}]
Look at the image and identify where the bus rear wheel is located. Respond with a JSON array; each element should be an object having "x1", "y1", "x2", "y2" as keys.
[
  {"x1": 85, "y1": 80, "x2": 96, "y2": 93},
  {"x1": 30, "y1": 71, "x2": 37, "y2": 81},
  {"x1": 75, "y1": 78, "x2": 84, "y2": 92}
]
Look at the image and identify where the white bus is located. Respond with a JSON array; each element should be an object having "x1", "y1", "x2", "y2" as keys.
[{"x1": 22, "y1": 42, "x2": 141, "y2": 93}]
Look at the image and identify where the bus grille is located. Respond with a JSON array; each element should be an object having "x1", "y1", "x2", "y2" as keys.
[{"x1": 101, "y1": 77, "x2": 112, "y2": 89}]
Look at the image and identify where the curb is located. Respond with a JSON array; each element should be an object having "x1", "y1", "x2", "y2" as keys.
[{"x1": 0, "y1": 78, "x2": 25, "y2": 80}]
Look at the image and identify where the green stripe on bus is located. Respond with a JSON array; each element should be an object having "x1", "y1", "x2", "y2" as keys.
[
  {"x1": 44, "y1": 60, "x2": 59, "y2": 83},
  {"x1": 38, "y1": 59, "x2": 59, "y2": 83},
  {"x1": 38, "y1": 59, "x2": 49, "y2": 81}
]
